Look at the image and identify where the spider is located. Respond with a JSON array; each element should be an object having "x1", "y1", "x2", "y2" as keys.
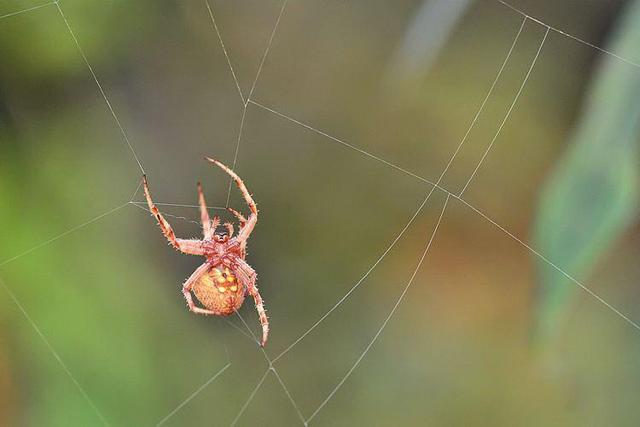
[{"x1": 142, "y1": 157, "x2": 268, "y2": 346}]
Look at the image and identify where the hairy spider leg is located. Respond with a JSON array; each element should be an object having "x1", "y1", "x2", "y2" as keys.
[
  {"x1": 205, "y1": 157, "x2": 258, "y2": 244},
  {"x1": 248, "y1": 281, "x2": 269, "y2": 347},
  {"x1": 211, "y1": 215, "x2": 221, "y2": 236},
  {"x1": 182, "y1": 262, "x2": 217, "y2": 315},
  {"x1": 236, "y1": 258, "x2": 268, "y2": 346},
  {"x1": 224, "y1": 222, "x2": 234, "y2": 237},
  {"x1": 197, "y1": 181, "x2": 215, "y2": 240},
  {"x1": 143, "y1": 175, "x2": 205, "y2": 255},
  {"x1": 227, "y1": 207, "x2": 247, "y2": 229}
]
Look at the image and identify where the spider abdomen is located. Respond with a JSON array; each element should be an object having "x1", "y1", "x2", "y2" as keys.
[{"x1": 192, "y1": 266, "x2": 246, "y2": 316}]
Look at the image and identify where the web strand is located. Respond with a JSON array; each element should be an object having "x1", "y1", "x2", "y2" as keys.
[
  {"x1": 0, "y1": 1, "x2": 55, "y2": 20},
  {"x1": 130, "y1": 201, "x2": 227, "y2": 211},
  {"x1": 234, "y1": 311, "x2": 306, "y2": 425},
  {"x1": 245, "y1": 0, "x2": 289, "y2": 105},
  {"x1": 272, "y1": 186, "x2": 437, "y2": 363},
  {"x1": 156, "y1": 362, "x2": 231, "y2": 427},
  {"x1": 271, "y1": 367, "x2": 307, "y2": 425},
  {"x1": 437, "y1": 15, "x2": 526, "y2": 185},
  {"x1": 459, "y1": 25, "x2": 549, "y2": 196},
  {"x1": 55, "y1": 2, "x2": 145, "y2": 174},
  {"x1": 229, "y1": 368, "x2": 270, "y2": 427},
  {"x1": 248, "y1": 100, "x2": 439, "y2": 187},
  {"x1": 225, "y1": 106, "x2": 247, "y2": 207},
  {"x1": 131, "y1": 203, "x2": 204, "y2": 227},
  {"x1": 306, "y1": 195, "x2": 450, "y2": 424},
  {"x1": 0, "y1": 202, "x2": 130, "y2": 268},
  {"x1": 215, "y1": 0, "x2": 289, "y2": 206},
  {"x1": 223, "y1": 318, "x2": 261, "y2": 342},
  {"x1": 0, "y1": 277, "x2": 109, "y2": 426},
  {"x1": 497, "y1": 0, "x2": 640, "y2": 69},
  {"x1": 129, "y1": 180, "x2": 144, "y2": 203},
  {"x1": 453, "y1": 196, "x2": 640, "y2": 331},
  {"x1": 205, "y1": 0, "x2": 245, "y2": 105},
  {"x1": 265, "y1": 18, "x2": 546, "y2": 361},
  {"x1": 248, "y1": 95, "x2": 640, "y2": 346}
]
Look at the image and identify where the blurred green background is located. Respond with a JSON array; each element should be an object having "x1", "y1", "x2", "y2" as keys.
[{"x1": 1, "y1": 0, "x2": 640, "y2": 425}]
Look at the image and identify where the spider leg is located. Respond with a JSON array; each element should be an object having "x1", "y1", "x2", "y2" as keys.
[
  {"x1": 206, "y1": 157, "x2": 257, "y2": 243},
  {"x1": 205, "y1": 158, "x2": 257, "y2": 215},
  {"x1": 227, "y1": 208, "x2": 248, "y2": 257},
  {"x1": 224, "y1": 222, "x2": 234, "y2": 238},
  {"x1": 211, "y1": 215, "x2": 221, "y2": 235},
  {"x1": 143, "y1": 175, "x2": 205, "y2": 255},
  {"x1": 182, "y1": 262, "x2": 217, "y2": 315},
  {"x1": 227, "y1": 207, "x2": 247, "y2": 228},
  {"x1": 235, "y1": 259, "x2": 268, "y2": 346},
  {"x1": 249, "y1": 284, "x2": 268, "y2": 347},
  {"x1": 197, "y1": 181, "x2": 214, "y2": 240}
]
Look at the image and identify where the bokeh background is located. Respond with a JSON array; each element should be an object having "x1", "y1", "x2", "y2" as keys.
[{"x1": 1, "y1": 0, "x2": 640, "y2": 425}]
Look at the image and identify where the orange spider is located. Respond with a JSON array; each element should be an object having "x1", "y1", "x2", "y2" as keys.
[{"x1": 143, "y1": 157, "x2": 268, "y2": 346}]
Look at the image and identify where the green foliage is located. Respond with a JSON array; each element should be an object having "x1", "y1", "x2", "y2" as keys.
[
  {"x1": 533, "y1": 0, "x2": 640, "y2": 343},
  {"x1": 0, "y1": 0, "x2": 160, "y2": 82}
]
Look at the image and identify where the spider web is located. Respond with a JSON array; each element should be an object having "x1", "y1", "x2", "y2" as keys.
[{"x1": 1, "y1": 0, "x2": 639, "y2": 425}]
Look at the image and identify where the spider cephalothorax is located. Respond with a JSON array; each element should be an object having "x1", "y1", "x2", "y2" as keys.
[{"x1": 143, "y1": 157, "x2": 268, "y2": 346}]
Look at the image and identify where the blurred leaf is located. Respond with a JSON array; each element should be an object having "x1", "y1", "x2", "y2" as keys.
[
  {"x1": 0, "y1": 0, "x2": 160, "y2": 83},
  {"x1": 386, "y1": 0, "x2": 473, "y2": 85},
  {"x1": 532, "y1": 0, "x2": 640, "y2": 343}
]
